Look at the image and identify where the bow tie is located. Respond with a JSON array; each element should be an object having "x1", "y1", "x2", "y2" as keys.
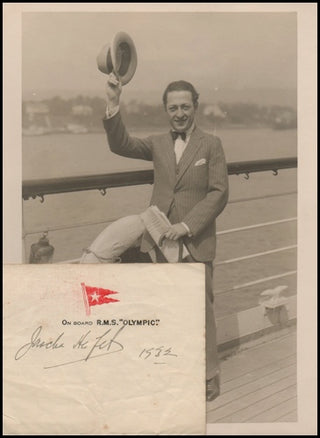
[{"x1": 171, "y1": 131, "x2": 186, "y2": 141}]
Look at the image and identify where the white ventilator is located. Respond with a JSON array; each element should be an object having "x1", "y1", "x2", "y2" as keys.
[
  {"x1": 80, "y1": 215, "x2": 145, "y2": 263},
  {"x1": 80, "y1": 206, "x2": 190, "y2": 263}
]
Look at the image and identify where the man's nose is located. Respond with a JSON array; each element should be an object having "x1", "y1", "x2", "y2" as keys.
[{"x1": 176, "y1": 108, "x2": 184, "y2": 117}]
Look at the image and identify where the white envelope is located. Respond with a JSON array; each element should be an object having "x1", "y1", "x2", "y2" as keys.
[{"x1": 3, "y1": 263, "x2": 206, "y2": 435}]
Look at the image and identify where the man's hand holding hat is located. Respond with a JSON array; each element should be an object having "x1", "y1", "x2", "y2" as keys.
[{"x1": 105, "y1": 72, "x2": 122, "y2": 114}]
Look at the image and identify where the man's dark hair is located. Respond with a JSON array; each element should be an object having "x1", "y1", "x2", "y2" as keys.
[{"x1": 162, "y1": 80, "x2": 199, "y2": 108}]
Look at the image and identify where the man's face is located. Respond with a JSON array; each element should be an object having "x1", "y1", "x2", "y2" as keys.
[{"x1": 165, "y1": 90, "x2": 196, "y2": 132}]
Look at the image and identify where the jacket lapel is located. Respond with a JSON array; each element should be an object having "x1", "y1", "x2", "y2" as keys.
[
  {"x1": 175, "y1": 127, "x2": 204, "y2": 185},
  {"x1": 163, "y1": 132, "x2": 177, "y2": 185}
]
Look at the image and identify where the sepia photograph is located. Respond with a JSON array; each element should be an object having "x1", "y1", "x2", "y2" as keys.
[{"x1": 3, "y1": 3, "x2": 317, "y2": 435}]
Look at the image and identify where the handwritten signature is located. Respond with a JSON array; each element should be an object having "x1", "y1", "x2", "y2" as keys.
[{"x1": 15, "y1": 325, "x2": 126, "y2": 369}]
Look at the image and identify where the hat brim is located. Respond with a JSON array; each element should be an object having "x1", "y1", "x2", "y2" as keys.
[
  {"x1": 96, "y1": 43, "x2": 113, "y2": 75},
  {"x1": 97, "y1": 31, "x2": 137, "y2": 85}
]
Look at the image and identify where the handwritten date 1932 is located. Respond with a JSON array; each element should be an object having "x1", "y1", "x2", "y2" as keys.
[{"x1": 139, "y1": 346, "x2": 178, "y2": 360}]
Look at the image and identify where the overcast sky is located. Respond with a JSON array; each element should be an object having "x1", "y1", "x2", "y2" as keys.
[{"x1": 22, "y1": 12, "x2": 297, "y2": 102}]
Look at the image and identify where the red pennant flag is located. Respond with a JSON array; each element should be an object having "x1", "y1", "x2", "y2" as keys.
[{"x1": 81, "y1": 283, "x2": 119, "y2": 315}]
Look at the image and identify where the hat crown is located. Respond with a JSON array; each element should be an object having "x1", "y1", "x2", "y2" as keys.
[{"x1": 97, "y1": 31, "x2": 137, "y2": 85}]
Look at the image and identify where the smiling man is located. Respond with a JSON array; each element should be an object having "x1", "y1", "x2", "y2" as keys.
[{"x1": 103, "y1": 76, "x2": 229, "y2": 401}]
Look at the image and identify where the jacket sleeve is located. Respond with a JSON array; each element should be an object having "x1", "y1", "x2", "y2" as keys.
[
  {"x1": 103, "y1": 112, "x2": 153, "y2": 161},
  {"x1": 182, "y1": 136, "x2": 229, "y2": 237}
]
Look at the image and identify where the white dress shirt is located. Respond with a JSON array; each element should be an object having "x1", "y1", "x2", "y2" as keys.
[
  {"x1": 172, "y1": 125, "x2": 194, "y2": 236},
  {"x1": 105, "y1": 105, "x2": 120, "y2": 119},
  {"x1": 173, "y1": 123, "x2": 194, "y2": 164}
]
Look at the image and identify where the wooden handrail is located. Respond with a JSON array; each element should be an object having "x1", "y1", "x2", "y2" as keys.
[{"x1": 22, "y1": 157, "x2": 297, "y2": 201}]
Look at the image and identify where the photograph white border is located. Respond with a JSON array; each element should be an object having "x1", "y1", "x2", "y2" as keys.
[{"x1": 3, "y1": 3, "x2": 317, "y2": 435}]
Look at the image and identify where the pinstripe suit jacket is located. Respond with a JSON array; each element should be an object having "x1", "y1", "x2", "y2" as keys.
[{"x1": 103, "y1": 112, "x2": 229, "y2": 262}]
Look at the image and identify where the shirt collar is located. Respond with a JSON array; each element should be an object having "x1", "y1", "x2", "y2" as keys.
[{"x1": 186, "y1": 122, "x2": 195, "y2": 139}]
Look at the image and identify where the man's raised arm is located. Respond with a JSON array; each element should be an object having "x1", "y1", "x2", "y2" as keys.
[{"x1": 103, "y1": 73, "x2": 153, "y2": 161}]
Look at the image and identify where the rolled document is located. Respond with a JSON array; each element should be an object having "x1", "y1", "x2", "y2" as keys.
[{"x1": 140, "y1": 206, "x2": 190, "y2": 262}]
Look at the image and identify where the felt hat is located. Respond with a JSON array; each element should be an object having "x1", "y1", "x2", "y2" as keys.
[{"x1": 96, "y1": 31, "x2": 137, "y2": 85}]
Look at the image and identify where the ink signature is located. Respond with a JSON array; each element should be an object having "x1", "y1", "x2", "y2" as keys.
[
  {"x1": 14, "y1": 325, "x2": 126, "y2": 369},
  {"x1": 15, "y1": 326, "x2": 65, "y2": 360}
]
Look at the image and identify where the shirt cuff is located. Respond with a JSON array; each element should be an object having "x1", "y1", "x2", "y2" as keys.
[
  {"x1": 181, "y1": 222, "x2": 193, "y2": 237},
  {"x1": 105, "y1": 105, "x2": 120, "y2": 119}
]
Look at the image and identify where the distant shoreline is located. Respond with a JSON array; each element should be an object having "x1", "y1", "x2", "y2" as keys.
[
  {"x1": 22, "y1": 125, "x2": 297, "y2": 137},
  {"x1": 22, "y1": 87, "x2": 297, "y2": 109}
]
